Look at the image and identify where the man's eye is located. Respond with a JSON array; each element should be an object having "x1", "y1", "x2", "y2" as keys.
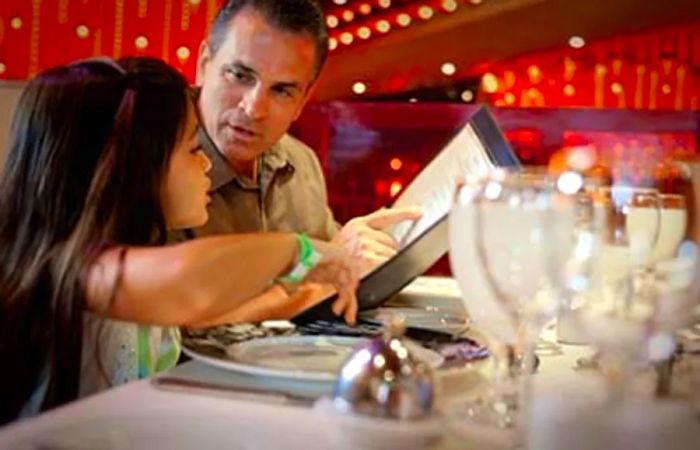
[
  {"x1": 274, "y1": 87, "x2": 294, "y2": 99},
  {"x1": 225, "y1": 67, "x2": 251, "y2": 83}
]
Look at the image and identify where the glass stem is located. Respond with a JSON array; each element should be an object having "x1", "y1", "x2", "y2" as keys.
[{"x1": 487, "y1": 341, "x2": 520, "y2": 428}]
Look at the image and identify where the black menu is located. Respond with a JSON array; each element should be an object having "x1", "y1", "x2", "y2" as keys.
[{"x1": 295, "y1": 106, "x2": 519, "y2": 322}]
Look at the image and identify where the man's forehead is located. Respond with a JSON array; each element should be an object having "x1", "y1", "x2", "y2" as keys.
[{"x1": 217, "y1": 8, "x2": 317, "y2": 85}]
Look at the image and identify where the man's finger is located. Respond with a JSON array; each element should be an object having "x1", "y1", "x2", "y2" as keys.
[
  {"x1": 357, "y1": 240, "x2": 397, "y2": 260},
  {"x1": 362, "y1": 206, "x2": 423, "y2": 230},
  {"x1": 356, "y1": 226, "x2": 399, "y2": 249}
]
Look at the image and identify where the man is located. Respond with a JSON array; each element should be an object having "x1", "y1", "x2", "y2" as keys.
[{"x1": 187, "y1": 0, "x2": 421, "y2": 272}]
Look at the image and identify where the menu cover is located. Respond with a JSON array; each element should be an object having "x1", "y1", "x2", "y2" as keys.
[{"x1": 294, "y1": 106, "x2": 519, "y2": 323}]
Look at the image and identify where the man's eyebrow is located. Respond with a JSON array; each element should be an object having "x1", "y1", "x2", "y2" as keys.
[
  {"x1": 228, "y1": 60, "x2": 257, "y2": 77},
  {"x1": 228, "y1": 60, "x2": 303, "y2": 92},
  {"x1": 272, "y1": 81, "x2": 302, "y2": 92}
]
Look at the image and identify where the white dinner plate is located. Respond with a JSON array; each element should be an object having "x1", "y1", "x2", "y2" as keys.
[
  {"x1": 359, "y1": 307, "x2": 469, "y2": 334},
  {"x1": 183, "y1": 335, "x2": 444, "y2": 382}
]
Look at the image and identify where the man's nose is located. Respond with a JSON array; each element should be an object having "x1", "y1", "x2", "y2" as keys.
[{"x1": 239, "y1": 86, "x2": 269, "y2": 121}]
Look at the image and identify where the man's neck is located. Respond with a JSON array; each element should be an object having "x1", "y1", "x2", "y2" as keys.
[{"x1": 230, "y1": 158, "x2": 258, "y2": 184}]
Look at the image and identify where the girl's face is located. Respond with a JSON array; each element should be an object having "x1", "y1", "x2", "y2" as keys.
[{"x1": 161, "y1": 102, "x2": 212, "y2": 229}]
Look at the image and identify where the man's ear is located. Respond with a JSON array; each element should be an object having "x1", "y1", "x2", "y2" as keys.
[
  {"x1": 291, "y1": 83, "x2": 316, "y2": 121},
  {"x1": 195, "y1": 40, "x2": 212, "y2": 87}
]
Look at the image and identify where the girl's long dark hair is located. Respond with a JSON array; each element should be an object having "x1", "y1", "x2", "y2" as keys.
[{"x1": 0, "y1": 57, "x2": 190, "y2": 424}]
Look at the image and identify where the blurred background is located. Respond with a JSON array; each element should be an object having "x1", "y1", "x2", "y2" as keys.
[{"x1": 0, "y1": 0, "x2": 699, "y2": 273}]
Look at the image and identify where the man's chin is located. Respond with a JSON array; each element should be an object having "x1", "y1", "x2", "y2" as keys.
[{"x1": 216, "y1": 139, "x2": 261, "y2": 160}]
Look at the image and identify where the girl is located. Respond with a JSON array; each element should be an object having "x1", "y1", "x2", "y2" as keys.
[{"x1": 0, "y1": 57, "x2": 358, "y2": 424}]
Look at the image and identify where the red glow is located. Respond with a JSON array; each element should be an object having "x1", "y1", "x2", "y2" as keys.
[
  {"x1": 527, "y1": 65, "x2": 542, "y2": 83},
  {"x1": 374, "y1": 179, "x2": 387, "y2": 196},
  {"x1": 387, "y1": 74, "x2": 408, "y2": 91},
  {"x1": 505, "y1": 129, "x2": 543, "y2": 146},
  {"x1": 477, "y1": 23, "x2": 699, "y2": 110}
]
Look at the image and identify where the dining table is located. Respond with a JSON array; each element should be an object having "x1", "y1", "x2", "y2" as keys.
[{"x1": 1, "y1": 276, "x2": 699, "y2": 450}]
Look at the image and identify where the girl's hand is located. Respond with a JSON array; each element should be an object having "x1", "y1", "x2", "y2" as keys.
[{"x1": 302, "y1": 240, "x2": 360, "y2": 324}]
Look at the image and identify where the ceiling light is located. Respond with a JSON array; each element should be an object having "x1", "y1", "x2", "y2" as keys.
[
  {"x1": 418, "y1": 6, "x2": 434, "y2": 20},
  {"x1": 326, "y1": 15, "x2": 339, "y2": 28},
  {"x1": 397, "y1": 13, "x2": 411, "y2": 27},
  {"x1": 376, "y1": 20, "x2": 391, "y2": 33},
  {"x1": 441, "y1": 62, "x2": 456, "y2": 76},
  {"x1": 442, "y1": 0, "x2": 458, "y2": 12},
  {"x1": 568, "y1": 36, "x2": 585, "y2": 49},
  {"x1": 352, "y1": 82, "x2": 367, "y2": 95}
]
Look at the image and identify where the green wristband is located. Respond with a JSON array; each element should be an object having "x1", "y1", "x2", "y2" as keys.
[{"x1": 279, "y1": 234, "x2": 322, "y2": 283}]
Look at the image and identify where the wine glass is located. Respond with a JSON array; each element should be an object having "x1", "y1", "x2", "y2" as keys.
[
  {"x1": 652, "y1": 194, "x2": 688, "y2": 264},
  {"x1": 574, "y1": 186, "x2": 663, "y2": 399},
  {"x1": 448, "y1": 168, "x2": 579, "y2": 437}
]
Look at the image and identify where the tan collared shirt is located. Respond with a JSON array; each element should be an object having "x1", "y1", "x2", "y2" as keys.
[{"x1": 169, "y1": 127, "x2": 339, "y2": 243}]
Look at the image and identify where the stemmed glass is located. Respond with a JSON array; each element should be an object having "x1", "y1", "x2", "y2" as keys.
[
  {"x1": 574, "y1": 186, "x2": 663, "y2": 399},
  {"x1": 652, "y1": 194, "x2": 688, "y2": 264},
  {"x1": 448, "y1": 168, "x2": 580, "y2": 439}
]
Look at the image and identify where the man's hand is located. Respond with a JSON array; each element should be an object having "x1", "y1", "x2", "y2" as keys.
[{"x1": 332, "y1": 206, "x2": 423, "y2": 274}]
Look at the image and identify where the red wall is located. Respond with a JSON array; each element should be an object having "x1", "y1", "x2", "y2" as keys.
[{"x1": 0, "y1": 0, "x2": 223, "y2": 81}]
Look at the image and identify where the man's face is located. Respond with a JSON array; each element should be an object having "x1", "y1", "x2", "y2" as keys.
[{"x1": 196, "y1": 7, "x2": 317, "y2": 167}]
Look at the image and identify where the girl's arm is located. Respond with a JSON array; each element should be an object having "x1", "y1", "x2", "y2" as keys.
[
  {"x1": 186, "y1": 283, "x2": 337, "y2": 328},
  {"x1": 85, "y1": 233, "x2": 357, "y2": 326}
]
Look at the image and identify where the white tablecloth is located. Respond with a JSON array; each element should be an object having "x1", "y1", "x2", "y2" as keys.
[{"x1": 1, "y1": 278, "x2": 699, "y2": 450}]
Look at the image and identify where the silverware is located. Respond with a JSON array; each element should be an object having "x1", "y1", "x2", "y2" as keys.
[{"x1": 151, "y1": 376, "x2": 315, "y2": 407}]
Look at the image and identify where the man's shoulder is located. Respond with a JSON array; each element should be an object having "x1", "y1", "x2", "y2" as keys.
[{"x1": 277, "y1": 134, "x2": 318, "y2": 159}]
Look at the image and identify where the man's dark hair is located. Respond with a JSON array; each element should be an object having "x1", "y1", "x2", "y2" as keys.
[{"x1": 208, "y1": 0, "x2": 329, "y2": 79}]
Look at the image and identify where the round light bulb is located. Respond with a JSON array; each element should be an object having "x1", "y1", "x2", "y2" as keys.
[
  {"x1": 376, "y1": 20, "x2": 390, "y2": 33},
  {"x1": 352, "y1": 81, "x2": 367, "y2": 95},
  {"x1": 568, "y1": 36, "x2": 585, "y2": 49},
  {"x1": 75, "y1": 25, "x2": 90, "y2": 39},
  {"x1": 326, "y1": 15, "x2": 339, "y2": 28},
  {"x1": 397, "y1": 13, "x2": 411, "y2": 27},
  {"x1": 176, "y1": 46, "x2": 191, "y2": 61},
  {"x1": 442, "y1": 0, "x2": 458, "y2": 12},
  {"x1": 441, "y1": 62, "x2": 456, "y2": 76},
  {"x1": 418, "y1": 6, "x2": 434, "y2": 20},
  {"x1": 461, "y1": 90, "x2": 474, "y2": 102},
  {"x1": 135, "y1": 36, "x2": 149, "y2": 50}
]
